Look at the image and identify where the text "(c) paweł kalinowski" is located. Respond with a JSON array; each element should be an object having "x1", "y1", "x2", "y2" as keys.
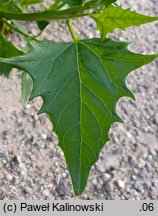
[{"x1": 20, "y1": 203, "x2": 104, "y2": 212}]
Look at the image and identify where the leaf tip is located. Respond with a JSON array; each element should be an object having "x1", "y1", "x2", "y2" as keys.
[
  {"x1": 126, "y1": 90, "x2": 136, "y2": 102},
  {"x1": 113, "y1": 112, "x2": 124, "y2": 124}
]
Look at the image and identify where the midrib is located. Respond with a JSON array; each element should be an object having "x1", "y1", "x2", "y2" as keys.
[{"x1": 75, "y1": 42, "x2": 82, "y2": 193}]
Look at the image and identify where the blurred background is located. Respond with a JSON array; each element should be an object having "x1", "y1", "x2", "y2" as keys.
[{"x1": 0, "y1": 0, "x2": 158, "y2": 199}]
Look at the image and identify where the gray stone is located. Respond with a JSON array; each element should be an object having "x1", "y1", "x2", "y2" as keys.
[
  {"x1": 131, "y1": 175, "x2": 137, "y2": 181},
  {"x1": 128, "y1": 156, "x2": 137, "y2": 166},
  {"x1": 6, "y1": 174, "x2": 13, "y2": 181},
  {"x1": 138, "y1": 158, "x2": 146, "y2": 168},
  {"x1": 146, "y1": 162, "x2": 152, "y2": 172},
  {"x1": 98, "y1": 165, "x2": 106, "y2": 173},
  {"x1": 103, "y1": 173, "x2": 111, "y2": 182},
  {"x1": 42, "y1": 190, "x2": 50, "y2": 197},
  {"x1": 134, "y1": 182, "x2": 144, "y2": 193},
  {"x1": 42, "y1": 134, "x2": 47, "y2": 140},
  {"x1": 24, "y1": 186, "x2": 32, "y2": 194},
  {"x1": 62, "y1": 172, "x2": 67, "y2": 178},
  {"x1": 138, "y1": 170, "x2": 146, "y2": 178},
  {"x1": 92, "y1": 178, "x2": 98, "y2": 186},
  {"x1": 0, "y1": 172, "x2": 4, "y2": 179},
  {"x1": 104, "y1": 182, "x2": 113, "y2": 193},
  {"x1": 117, "y1": 180, "x2": 125, "y2": 188},
  {"x1": 153, "y1": 113, "x2": 158, "y2": 124},
  {"x1": 96, "y1": 183, "x2": 102, "y2": 190},
  {"x1": 149, "y1": 149, "x2": 157, "y2": 157}
]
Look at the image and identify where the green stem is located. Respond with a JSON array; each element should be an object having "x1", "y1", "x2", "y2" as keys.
[
  {"x1": 0, "y1": 22, "x2": 5, "y2": 36},
  {"x1": 50, "y1": 0, "x2": 61, "y2": 10},
  {"x1": 1, "y1": 19, "x2": 39, "y2": 41},
  {"x1": 57, "y1": 2, "x2": 66, "y2": 10},
  {"x1": 67, "y1": 19, "x2": 78, "y2": 41},
  {"x1": 0, "y1": 0, "x2": 100, "y2": 21}
]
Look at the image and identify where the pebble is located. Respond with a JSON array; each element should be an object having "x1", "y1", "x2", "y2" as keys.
[
  {"x1": 131, "y1": 189, "x2": 139, "y2": 197},
  {"x1": 92, "y1": 178, "x2": 98, "y2": 186},
  {"x1": 134, "y1": 182, "x2": 144, "y2": 193},
  {"x1": 24, "y1": 186, "x2": 32, "y2": 194},
  {"x1": 56, "y1": 175, "x2": 61, "y2": 185},
  {"x1": 2, "y1": 159, "x2": 7, "y2": 164},
  {"x1": 103, "y1": 173, "x2": 111, "y2": 182},
  {"x1": 146, "y1": 162, "x2": 152, "y2": 172},
  {"x1": 58, "y1": 181, "x2": 69, "y2": 196},
  {"x1": 131, "y1": 175, "x2": 137, "y2": 181},
  {"x1": 138, "y1": 170, "x2": 146, "y2": 178},
  {"x1": 19, "y1": 163, "x2": 27, "y2": 174},
  {"x1": 153, "y1": 113, "x2": 158, "y2": 124},
  {"x1": 117, "y1": 180, "x2": 125, "y2": 188},
  {"x1": 0, "y1": 172, "x2": 4, "y2": 179},
  {"x1": 96, "y1": 183, "x2": 102, "y2": 190},
  {"x1": 148, "y1": 155, "x2": 153, "y2": 162},
  {"x1": 98, "y1": 165, "x2": 106, "y2": 173},
  {"x1": 138, "y1": 158, "x2": 146, "y2": 168},
  {"x1": 26, "y1": 104, "x2": 31, "y2": 109},
  {"x1": 2, "y1": 130, "x2": 8, "y2": 140},
  {"x1": 128, "y1": 156, "x2": 137, "y2": 166},
  {"x1": 42, "y1": 134, "x2": 47, "y2": 140},
  {"x1": 42, "y1": 190, "x2": 50, "y2": 197},
  {"x1": 149, "y1": 149, "x2": 157, "y2": 157},
  {"x1": 62, "y1": 172, "x2": 67, "y2": 178},
  {"x1": 104, "y1": 182, "x2": 113, "y2": 193},
  {"x1": 6, "y1": 174, "x2": 13, "y2": 181}
]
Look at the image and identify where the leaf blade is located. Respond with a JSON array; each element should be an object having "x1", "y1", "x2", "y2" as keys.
[
  {"x1": 92, "y1": 5, "x2": 158, "y2": 38},
  {"x1": 62, "y1": 0, "x2": 83, "y2": 6},
  {"x1": 0, "y1": 39, "x2": 157, "y2": 194},
  {"x1": 0, "y1": 36, "x2": 23, "y2": 76}
]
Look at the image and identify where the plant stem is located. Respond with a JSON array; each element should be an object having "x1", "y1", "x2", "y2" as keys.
[
  {"x1": 57, "y1": 2, "x2": 66, "y2": 10},
  {"x1": 0, "y1": 22, "x2": 5, "y2": 36},
  {"x1": 67, "y1": 19, "x2": 78, "y2": 42},
  {"x1": 0, "y1": 0, "x2": 99, "y2": 21},
  {"x1": 1, "y1": 19, "x2": 39, "y2": 41}
]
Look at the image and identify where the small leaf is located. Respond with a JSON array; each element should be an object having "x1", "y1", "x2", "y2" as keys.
[
  {"x1": 21, "y1": 0, "x2": 42, "y2": 6},
  {"x1": 37, "y1": 21, "x2": 49, "y2": 32},
  {"x1": 0, "y1": 39, "x2": 157, "y2": 194},
  {"x1": 20, "y1": 71, "x2": 33, "y2": 104},
  {"x1": 0, "y1": 0, "x2": 43, "y2": 12},
  {"x1": 0, "y1": 0, "x2": 22, "y2": 13},
  {"x1": 92, "y1": 5, "x2": 158, "y2": 38},
  {"x1": 62, "y1": 0, "x2": 83, "y2": 6},
  {"x1": 100, "y1": 0, "x2": 116, "y2": 7},
  {"x1": 0, "y1": 36, "x2": 22, "y2": 76},
  {"x1": 62, "y1": 0, "x2": 116, "y2": 7}
]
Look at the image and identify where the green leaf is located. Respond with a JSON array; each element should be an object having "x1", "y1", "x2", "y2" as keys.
[
  {"x1": 62, "y1": 0, "x2": 83, "y2": 6},
  {"x1": 21, "y1": 0, "x2": 42, "y2": 5},
  {"x1": 37, "y1": 21, "x2": 49, "y2": 32},
  {"x1": 0, "y1": 0, "x2": 22, "y2": 13},
  {"x1": 62, "y1": 0, "x2": 116, "y2": 7},
  {"x1": 0, "y1": 38, "x2": 157, "y2": 194},
  {"x1": 20, "y1": 71, "x2": 33, "y2": 104},
  {"x1": 92, "y1": 5, "x2": 158, "y2": 39},
  {"x1": 0, "y1": 36, "x2": 22, "y2": 76},
  {"x1": 99, "y1": 0, "x2": 116, "y2": 7},
  {"x1": 0, "y1": 0, "x2": 14, "y2": 6},
  {"x1": 0, "y1": 0, "x2": 42, "y2": 12}
]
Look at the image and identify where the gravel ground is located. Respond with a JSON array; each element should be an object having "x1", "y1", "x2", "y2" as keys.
[{"x1": 0, "y1": 0, "x2": 158, "y2": 200}]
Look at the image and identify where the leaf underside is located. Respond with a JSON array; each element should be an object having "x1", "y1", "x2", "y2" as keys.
[
  {"x1": 0, "y1": 0, "x2": 42, "y2": 13},
  {"x1": 0, "y1": 36, "x2": 23, "y2": 76},
  {"x1": 0, "y1": 38, "x2": 157, "y2": 195},
  {"x1": 92, "y1": 5, "x2": 158, "y2": 38},
  {"x1": 20, "y1": 71, "x2": 33, "y2": 104}
]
